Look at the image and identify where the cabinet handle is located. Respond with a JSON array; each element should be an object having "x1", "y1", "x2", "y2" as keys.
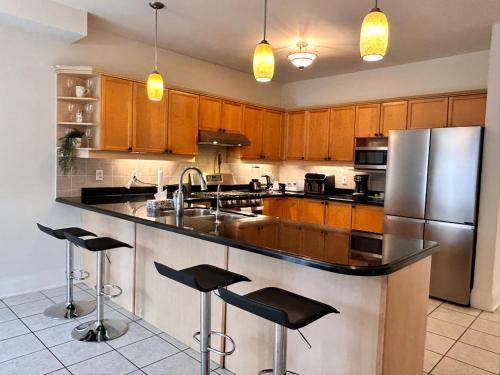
[
  {"x1": 328, "y1": 157, "x2": 332, "y2": 160},
  {"x1": 321, "y1": 202, "x2": 324, "y2": 205},
  {"x1": 325, "y1": 202, "x2": 329, "y2": 205},
  {"x1": 301, "y1": 156, "x2": 305, "y2": 160},
  {"x1": 262, "y1": 155, "x2": 266, "y2": 159},
  {"x1": 164, "y1": 149, "x2": 169, "y2": 153},
  {"x1": 223, "y1": 129, "x2": 226, "y2": 132},
  {"x1": 128, "y1": 147, "x2": 133, "y2": 151},
  {"x1": 219, "y1": 128, "x2": 223, "y2": 132},
  {"x1": 324, "y1": 157, "x2": 327, "y2": 160},
  {"x1": 169, "y1": 149, "x2": 173, "y2": 154}
]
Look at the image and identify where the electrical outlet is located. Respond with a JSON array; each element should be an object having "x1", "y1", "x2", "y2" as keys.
[
  {"x1": 96, "y1": 169, "x2": 104, "y2": 181},
  {"x1": 341, "y1": 176, "x2": 348, "y2": 185}
]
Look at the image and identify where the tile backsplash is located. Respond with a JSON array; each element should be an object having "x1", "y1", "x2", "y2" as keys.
[{"x1": 56, "y1": 147, "x2": 385, "y2": 197}]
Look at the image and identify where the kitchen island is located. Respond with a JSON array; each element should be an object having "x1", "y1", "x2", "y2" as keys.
[{"x1": 57, "y1": 193, "x2": 438, "y2": 375}]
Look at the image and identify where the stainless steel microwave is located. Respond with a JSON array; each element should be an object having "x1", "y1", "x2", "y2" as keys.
[{"x1": 354, "y1": 146, "x2": 388, "y2": 170}]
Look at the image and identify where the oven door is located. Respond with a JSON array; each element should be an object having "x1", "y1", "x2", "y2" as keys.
[{"x1": 354, "y1": 147, "x2": 388, "y2": 170}]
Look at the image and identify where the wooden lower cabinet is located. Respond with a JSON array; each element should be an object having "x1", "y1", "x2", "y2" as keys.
[
  {"x1": 301, "y1": 227, "x2": 325, "y2": 259},
  {"x1": 263, "y1": 198, "x2": 285, "y2": 217},
  {"x1": 325, "y1": 201, "x2": 352, "y2": 229},
  {"x1": 298, "y1": 199, "x2": 325, "y2": 225},
  {"x1": 351, "y1": 204, "x2": 384, "y2": 233},
  {"x1": 279, "y1": 223, "x2": 303, "y2": 253},
  {"x1": 324, "y1": 232, "x2": 350, "y2": 263}
]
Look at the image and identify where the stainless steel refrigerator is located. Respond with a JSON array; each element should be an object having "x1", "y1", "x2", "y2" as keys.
[{"x1": 384, "y1": 127, "x2": 483, "y2": 305}]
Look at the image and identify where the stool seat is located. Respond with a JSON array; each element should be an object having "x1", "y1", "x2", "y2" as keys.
[
  {"x1": 154, "y1": 262, "x2": 250, "y2": 292},
  {"x1": 219, "y1": 287, "x2": 339, "y2": 330},
  {"x1": 37, "y1": 223, "x2": 96, "y2": 240},
  {"x1": 65, "y1": 234, "x2": 133, "y2": 252}
]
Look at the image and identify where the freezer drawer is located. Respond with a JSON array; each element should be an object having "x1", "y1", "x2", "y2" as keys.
[
  {"x1": 426, "y1": 127, "x2": 482, "y2": 224},
  {"x1": 425, "y1": 221, "x2": 475, "y2": 305},
  {"x1": 384, "y1": 129, "x2": 430, "y2": 219},
  {"x1": 384, "y1": 215, "x2": 425, "y2": 239}
]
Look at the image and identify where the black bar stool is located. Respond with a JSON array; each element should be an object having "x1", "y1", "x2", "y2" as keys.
[
  {"x1": 65, "y1": 233, "x2": 133, "y2": 342},
  {"x1": 37, "y1": 223, "x2": 96, "y2": 319},
  {"x1": 218, "y1": 287, "x2": 339, "y2": 375},
  {"x1": 154, "y1": 262, "x2": 250, "y2": 375}
]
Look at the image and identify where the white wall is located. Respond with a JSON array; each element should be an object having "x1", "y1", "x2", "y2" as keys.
[
  {"x1": 472, "y1": 22, "x2": 500, "y2": 311},
  {"x1": 0, "y1": 23, "x2": 281, "y2": 298},
  {"x1": 282, "y1": 51, "x2": 490, "y2": 108}
]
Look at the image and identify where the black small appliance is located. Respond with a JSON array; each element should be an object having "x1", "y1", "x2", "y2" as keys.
[
  {"x1": 304, "y1": 173, "x2": 335, "y2": 195},
  {"x1": 249, "y1": 179, "x2": 262, "y2": 192},
  {"x1": 353, "y1": 174, "x2": 369, "y2": 197}
]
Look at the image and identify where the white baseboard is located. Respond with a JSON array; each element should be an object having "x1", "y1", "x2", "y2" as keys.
[
  {"x1": 0, "y1": 267, "x2": 66, "y2": 299},
  {"x1": 471, "y1": 284, "x2": 500, "y2": 312}
]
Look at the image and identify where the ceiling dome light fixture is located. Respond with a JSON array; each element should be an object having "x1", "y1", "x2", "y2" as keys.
[
  {"x1": 147, "y1": 1, "x2": 165, "y2": 101},
  {"x1": 360, "y1": 0, "x2": 389, "y2": 62},
  {"x1": 253, "y1": 0, "x2": 274, "y2": 83},
  {"x1": 288, "y1": 42, "x2": 318, "y2": 70}
]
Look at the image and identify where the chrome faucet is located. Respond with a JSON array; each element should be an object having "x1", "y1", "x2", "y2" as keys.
[{"x1": 173, "y1": 167, "x2": 208, "y2": 217}]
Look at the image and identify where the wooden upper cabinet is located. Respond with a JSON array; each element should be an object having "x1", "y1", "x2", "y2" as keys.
[
  {"x1": 262, "y1": 110, "x2": 283, "y2": 161},
  {"x1": 298, "y1": 199, "x2": 325, "y2": 225},
  {"x1": 241, "y1": 105, "x2": 264, "y2": 159},
  {"x1": 222, "y1": 100, "x2": 243, "y2": 133},
  {"x1": 325, "y1": 202, "x2": 352, "y2": 229},
  {"x1": 305, "y1": 109, "x2": 330, "y2": 161},
  {"x1": 329, "y1": 106, "x2": 355, "y2": 161},
  {"x1": 286, "y1": 111, "x2": 307, "y2": 160},
  {"x1": 355, "y1": 104, "x2": 381, "y2": 138},
  {"x1": 132, "y1": 83, "x2": 167, "y2": 153},
  {"x1": 380, "y1": 101, "x2": 408, "y2": 136},
  {"x1": 351, "y1": 204, "x2": 384, "y2": 234},
  {"x1": 408, "y1": 97, "x2": 448, "y2": 129},
  {"x1": 199, "y1": 96, "x2": 222, "y2": 131},
  {"x1": 448, "y1": 94, "x2": 487, "y2": 127},
  {"x1": 100, "y1": 76, "x2": 133, "y2": 151},
  {"x1": 167, "y1": 90, "x2": 199, "y2": 155}
]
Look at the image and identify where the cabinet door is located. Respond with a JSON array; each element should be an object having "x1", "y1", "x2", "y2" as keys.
[
  {"x1": 351, "y1": 204, "x2": 384, "y2": 233},
  {"x1": 199, "y1": 96, "x2": 222, "y2": 131},
  {"x1": 301, "y1": 227, "x2": 325, "y2": 259},
  {"x1": 329, "y1": 106, "x2": 355, "y2": 161},
  {"x1": 448, "y1": 94, "x2": 487, "y2": 127},
  {"x1": 355, "y1": 104, "x2": 381, "y2": 137},
  {"x1": 263, "y1": 198, "x2": 286, "y2": 217},
  {"x1": 286, "y1": 111, "x2": 307, "y2": 160},
  {"x1": 282, "y1": 198, "x2": 299, "y2": 220},
  {"x1": 132, "y1": 83, "x2": 167, "y2": 153},
  {"x1": 408, "y1": 97, "x2": 448, "y2": 129},
  {"x1": 262, "y1": 110, "x2": 283, "y2": 161},
  {"x1": 241, "y1": 105, "x2": 264, "y2": 159},
  {"x1": 305, "y1": 109, "x2": 330, "y2": 161},
  {"x1": 298, "y1": 199, "x2": 325, "y2": 225},
  {"x1": 324, "y1": 232, "x2": 350, "y2": 264},
  {"x1": 325, "y1": 201, "x2": 352, "y2": 229},
  {"x1": 260, "y1": 223, "x2": 279, "y2": 249},
  {"x1": 167, "y1": 90, "x2": 199, "y2": 155},
  {"x1": 279, "y1": 223, "x2": 303, "y2": 254},
  {"x1": 101, "y1": 76, "x2": 133, "y2": 151},
  {"x1": 380, "y1": 101, "x2": 408, "y2": 136},
  {"x1": 222, "y1": 100, "x2": 243, "y2": 133}
]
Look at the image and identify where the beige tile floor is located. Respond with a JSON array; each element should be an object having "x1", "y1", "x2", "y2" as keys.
[{"x1": 424, "y1": 298, "x2": 500, "y2": 375}]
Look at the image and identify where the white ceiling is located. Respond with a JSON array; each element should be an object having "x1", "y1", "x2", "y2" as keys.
[{"x1": 55, "y1": 0, "x2": 500, "y2": 83}]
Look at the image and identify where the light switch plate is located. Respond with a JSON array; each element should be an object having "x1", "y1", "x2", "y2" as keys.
[
  {"x1": 341, "y1": 176, "x2": 347, "y2": 185},
  {"x1": 96, "y1": 169, "x2": 104, "y2": 181}
]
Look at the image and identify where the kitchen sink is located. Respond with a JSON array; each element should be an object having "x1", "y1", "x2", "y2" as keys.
[{"x1": 183, "y1": 207, "x2": 256, "y2": 220}]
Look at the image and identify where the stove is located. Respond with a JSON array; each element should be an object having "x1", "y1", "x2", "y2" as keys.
[{"x1": 189, "y1": 191, "x2": 263, "y2": 212}]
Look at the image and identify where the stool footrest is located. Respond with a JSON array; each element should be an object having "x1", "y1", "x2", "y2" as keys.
[
  {"x1": 258, "y1": 370, "x2": 299, "y2": 375},
  {"x1": 192, "y1": 331, "x2": 236, "y2": 356},
  {"x1": 72, "y1": 269, "x2": 90, "y2": 281},
  {"x1": 95, "y1": 284, "x2": 123, "y2": 299}
]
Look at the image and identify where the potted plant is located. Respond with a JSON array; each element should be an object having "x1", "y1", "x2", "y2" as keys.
[{"x1": 58, "y1": 128, "x2": 85, "y2": 174}]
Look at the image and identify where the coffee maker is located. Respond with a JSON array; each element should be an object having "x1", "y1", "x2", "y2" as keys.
[{"x1": 353, "y1": 174, "x2": 369, "y2": 197}]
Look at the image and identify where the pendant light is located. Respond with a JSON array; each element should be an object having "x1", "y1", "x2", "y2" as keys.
[
  {"x1": 360, "y1": 0, "x2": 389, "y2": 62},
  {"x1": 253, "y1": 0, "x2": 274, "y2": 83},
  {"x1": 147, "y1": 1, "x2": 165, "y2": 101},
  {"x1": 288, "y1": 42, "x2": 318, "y2": 70}
]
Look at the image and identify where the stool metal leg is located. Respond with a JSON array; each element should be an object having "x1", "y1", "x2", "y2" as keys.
[
  {"x1": 44, "y1": 241, "x2": 95, "y2": 319},
  {"x1": 71, "y1": 251, "x2": 128, "y2": 342},
  {"x1": 273, "y1": 324, "x2": 287, "y2": 375},
  {"x1": 200, "y1": 291, "x2": 211, "y2": 375}
]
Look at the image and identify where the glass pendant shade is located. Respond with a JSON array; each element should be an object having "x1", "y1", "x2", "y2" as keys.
[
  {"x1": 253, "y1": 40, "x2": 275, "y2": 83},
  {"x1": 147, "y1": 71, "x2": 164, "y2": 101},
  {"x1": 360, "y1": 8, "x2": 389, "y2": 61}
]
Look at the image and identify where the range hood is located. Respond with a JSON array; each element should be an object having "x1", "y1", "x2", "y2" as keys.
[{"x1": 198, "y1": 130, "x2": 250, "y2": 147}]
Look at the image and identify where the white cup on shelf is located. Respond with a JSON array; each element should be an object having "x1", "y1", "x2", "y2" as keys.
[{"x1": 75, "y1": 85, "x2": 89, "y2": 97}]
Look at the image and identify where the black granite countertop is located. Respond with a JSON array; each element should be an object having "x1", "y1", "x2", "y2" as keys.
[{"x1": 56, "y1": 194, "x2": 437, "y2": 277}]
